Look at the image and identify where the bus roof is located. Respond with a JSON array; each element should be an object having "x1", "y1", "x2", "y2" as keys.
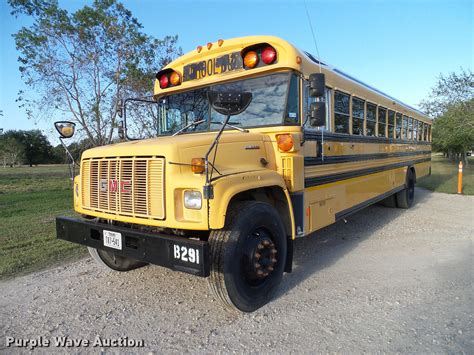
[
  {"x1": 301, "y1": 51, "x2": 428, "y2": 118},
  {"x1": 155, "y1": 35, "x2": 429, "y2": 121}
]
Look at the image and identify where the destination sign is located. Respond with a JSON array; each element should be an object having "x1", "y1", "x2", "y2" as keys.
[{"x1": 183, "y1": 51, "x2": 243, "y2": 82}]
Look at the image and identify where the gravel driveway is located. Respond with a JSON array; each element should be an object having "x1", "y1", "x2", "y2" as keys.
[{"x1": 1, "y1": 188, "x2": 473, "y2": 353}]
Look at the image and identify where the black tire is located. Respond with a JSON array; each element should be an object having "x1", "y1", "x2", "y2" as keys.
[
  {"x1": 381, "y1": 194, "x2": 397, "y2": 208},
  {"x1": 88, "y1": 247, "x2": 147, "y2": 272},
  {"x1": 207, "y1": 201, "x2": 287, "y2": 312},
  {"x1": 396, "y1": 169, "x2": 415, "y2": 209}
]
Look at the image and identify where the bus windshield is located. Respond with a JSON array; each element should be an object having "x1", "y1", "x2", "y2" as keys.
[{"x1": 125, "y1": 72, "x2": 298, "y2": 139}]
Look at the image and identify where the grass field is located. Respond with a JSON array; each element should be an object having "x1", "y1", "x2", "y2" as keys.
[
  {"x1": 0, "y1": 165, "x2": 86, "y2": 279},
  {"x1": 417, "y1": 154, "x2": 474, "y2": 195}
]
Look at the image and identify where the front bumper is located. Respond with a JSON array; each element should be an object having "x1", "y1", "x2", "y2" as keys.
[{"x1": 56, "y1": 216, "x2": 210, "y2": 277}]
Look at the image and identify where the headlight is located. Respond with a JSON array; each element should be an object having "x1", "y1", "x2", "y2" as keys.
[{"x1": 184, "y1": 190, "x2": 202, "y2": 210}]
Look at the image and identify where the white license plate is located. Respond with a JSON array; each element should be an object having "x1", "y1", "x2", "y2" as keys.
[{"x1": 103, "y1": 230, "x2": 122, "y2": 250}]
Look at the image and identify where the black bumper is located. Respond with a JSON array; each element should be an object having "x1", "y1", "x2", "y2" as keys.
[{"x1": 56, "y1": 216, "x2": 210, "y2": 277}]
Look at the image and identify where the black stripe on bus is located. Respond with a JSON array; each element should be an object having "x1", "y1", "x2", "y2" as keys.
[
  {"x1": 304, "y1": 151, "x2": 432, "y2": 166},
  {"x1": 304, "y1": 131, "x2": 432, "y2": 146},
  {"x1": 334, "y1": 185, "x2": 405, "y2": 221},
  {"x1": 304, "y1": 157, "x2": 431, "y2": 188}
]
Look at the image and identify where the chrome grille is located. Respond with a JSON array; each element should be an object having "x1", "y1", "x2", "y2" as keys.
[{"x1": 81, "y1": 157, "x2": 165, "y2": 220}]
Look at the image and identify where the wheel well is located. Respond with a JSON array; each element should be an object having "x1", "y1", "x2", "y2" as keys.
[
  {"x1": 410, "y1": 166, "x2": 416, "y2": 183},
  {"x1": 229, "y1": 186, "x2": 292, "y2": 237}
]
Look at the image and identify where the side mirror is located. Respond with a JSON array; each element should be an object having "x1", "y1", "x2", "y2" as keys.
[
  {"x1": 54, "y1": 121, "x2": 76, "y2": 139},
  {"x1": 53, "y1": 121, "x2": 77, "y2": 181},
  {"x1": 118, "y1": 121, "x2": 125, "y2": 140},
  {"x1": 207, "y1": 91, "x2": 252, "y2": 116},
  {"x1": 309, "y1": 73, "x2": 325, "y2": 97},
  {"x1": 116, "y1": 100, "x2": 123, "y2": 118},
  {"x1": 309, "y1": 102, "x2": 326, "y2": 127}
]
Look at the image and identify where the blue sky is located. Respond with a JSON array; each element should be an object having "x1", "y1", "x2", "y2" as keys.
[{"x1": 0, "y1": 0, "x2": 472, "y2": 143}]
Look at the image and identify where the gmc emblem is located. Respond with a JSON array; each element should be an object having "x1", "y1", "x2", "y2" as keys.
[{"x1": 99, "y1": 179, "x2": 131, "y2": 193}]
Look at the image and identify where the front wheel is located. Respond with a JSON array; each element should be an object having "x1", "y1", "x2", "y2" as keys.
[
  {"x1": 88, "y1": 247, "x2": 147, "y2": 272},
  {"x1": 207, "y1": 201, "x2": 287, "y2": 312}
]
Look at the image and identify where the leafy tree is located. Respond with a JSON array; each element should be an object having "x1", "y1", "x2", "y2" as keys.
[
  {"x1": 51, "y1": 144, "x2": 68, "y2": 164},
  {"x1": 0, "y1": 136, "x2": 24, "y2": 167},
  {"x1": 67, "y1": 139, "x2": 95, "y2": 162},
  {"x1": 3, "y1": 130, "x2": 53, "y2": 166},
  {"x1": 431, "y1": 100, "x2": 474, "y2": 164},
  {"x1": 420, "y1": 69, "x2": 473, "y2": 118},
  {"x1": 420, "y1": 69, "x2": 474, "y2": 164},
  {"x1": 9, "y1": 0, "x2": 181, "y2": 146}
]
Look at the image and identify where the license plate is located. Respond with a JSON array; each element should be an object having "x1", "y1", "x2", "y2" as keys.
[{"x1": 103, "y1": 230, "x2": 122, "y2": 250}]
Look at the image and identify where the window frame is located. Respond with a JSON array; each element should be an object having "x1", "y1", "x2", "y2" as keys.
[
  {"x1": 377, "y1": 106, "x2": 387, "y2": 138},
  {"x1": 418, "y1": 120, "x2": 423, "y2": 141},
  {"x1": 387, "y1": 110, "x2": 395, "y2": 139},
  {"x1": 396, "y1": 112, "x2": 403, "y2": 139},
  {"x1": 412, "y1": 118, "x2": 418, "y2": 141},
  {"x1": 366, "y1": 102, "x2": 377, "y2": 137},
  {"x1": 333, "y1": 90, "x2": 351, "y2": 134},
  {"x1": 304, "y1": 84, "x2": 333, "y2": 132},
  {"x1": 284, "y1": 73, "x2": 300, "y2": 125},
  {"x1": 351, "y1": 96, "x2": 365, "y2": 136}
]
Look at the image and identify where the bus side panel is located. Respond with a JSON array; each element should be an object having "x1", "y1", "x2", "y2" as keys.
[
  {"x1": 304, "y1": 166, "x2": 408, "y2": 234},
  {"x1": 414, "y1": 161, "x2": 431, "y2": 179}
]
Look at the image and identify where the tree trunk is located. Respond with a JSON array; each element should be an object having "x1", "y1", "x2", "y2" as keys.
[{"x1": 462, "y1": 151, "x2": 468, "y2": 166}]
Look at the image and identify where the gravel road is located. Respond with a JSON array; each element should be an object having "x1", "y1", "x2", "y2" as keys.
[{"x1": 1, "y1": 188, "x2": 473, "y2": 354}]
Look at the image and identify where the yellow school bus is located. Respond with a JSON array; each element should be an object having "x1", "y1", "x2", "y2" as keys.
[{"x1": 55, "y1": 35, "x2": 432, "y2": 312}]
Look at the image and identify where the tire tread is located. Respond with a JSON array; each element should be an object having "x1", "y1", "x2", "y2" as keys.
[{"x1": 207, "y1": 201, "x2": 263, "y2": 311}]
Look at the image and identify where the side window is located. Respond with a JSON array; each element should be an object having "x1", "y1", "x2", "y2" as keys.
[
  {"x1": 407, "y1": 116, "x2": 413, "y2": 140},
  {"x1": 285, "y1": 74, "x2": 300, "y2": 124},
  {"x1": 418, "y1": 120, "x2": 423, "y2": 141},
  {"x1": 334, "y1": 91, "x2": 350, "y2": 133},
  {"x1": 320, "y1": 88, "x2": 332, "y2": 131},
  {"x1": 304, "y1": 86, "x2": 332, "y2": 131},
  {"x1": 352, "y1": 97, "x2": 365, "y2": 135},
  {"x1": 413, "y1": 119, "x2": 418, "y2": 141},
  {"x1": 378, "y1": 107, "x2": 387, "y2": 137},
  {"x1": 366, "y1": 103, "x2": 376, "y2": 136},
  {"x1": 396, "y1": 113, "x2": 402, "y2": 139},
  {"x1": 402, "y1": 115, "x2": 408, "y2": 139},
  {"x1": 388, "y1": 110, "x2": 395, "y2": 138}
]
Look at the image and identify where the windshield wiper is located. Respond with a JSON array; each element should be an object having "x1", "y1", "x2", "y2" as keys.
[
  {"x1": 172, "y1": 119, "x2": 206, "y2": 136},
  {"x1": 210, "y1": 121, "x2": 249, "y2": 133}
]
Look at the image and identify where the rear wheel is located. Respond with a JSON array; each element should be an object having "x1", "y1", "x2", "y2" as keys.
[
  {"x1": 88, "y1": 247, "x2": 147, "y2": 272},
  {"x1": 207, "y1": 201, "x2": 287, "y2": 312},
  {"x1": 396, "y1": 169, "x2": 415, "y2": 209},
  {"x1": 381, "y1": 194, "x2": 397, "y2": 208}
]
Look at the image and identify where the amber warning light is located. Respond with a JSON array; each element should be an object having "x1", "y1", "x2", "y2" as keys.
[
  {"x1": 242, "y1": 44, "x2": 277, "y2": 70},
  {"x1": 276, "y1": 134, "x2": 294, "y2": 152}
]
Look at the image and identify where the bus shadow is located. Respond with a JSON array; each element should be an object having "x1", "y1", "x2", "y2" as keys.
[{"x1": 274, "y1": 188, "x2": 432, "y2": 300}]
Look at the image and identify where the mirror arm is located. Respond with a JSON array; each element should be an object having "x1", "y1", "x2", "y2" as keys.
[
  {"x1": 59, "y1": 137, "x2": 76, "y2": 181},
  {"x1": 203, "y1": 110, "x2": 232, "y2": 199},
  {"x1": 123, "y1": 97, "x2": 158, "y2": 141}
]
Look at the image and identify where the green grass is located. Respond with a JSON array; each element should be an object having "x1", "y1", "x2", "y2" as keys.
[
  {"x1": 417, "y1": 154, "x2": 474, "y2": 195},
  {"x1": 0, "y1": 165, "x2": 86, "y2": 279}
]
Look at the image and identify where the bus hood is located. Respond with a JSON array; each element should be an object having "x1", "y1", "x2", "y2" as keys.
[{"x1": 81, "y1": 131, "x2": 273, "y2": 176}]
